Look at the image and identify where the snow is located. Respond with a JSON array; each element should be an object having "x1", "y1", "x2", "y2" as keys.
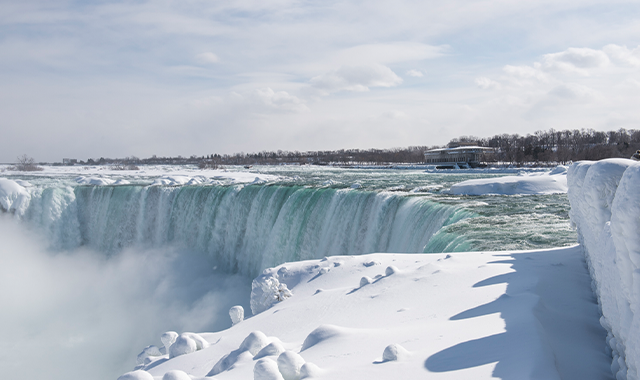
[
  {"x1": 567, "y1": 158, "x2": 640, "y2": 380},
  {"x1": 125, "y1": 248, "x2": 612, "y2": 380},
  {"x1": 0, "y1": 178, "x2": 30, "y2": 214},
  {"x1": 447, "y1": 166, "x2": 568, "y2": 195}
]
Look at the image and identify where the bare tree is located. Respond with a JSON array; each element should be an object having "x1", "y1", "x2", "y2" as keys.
[{"x1": 13, "y1": 154, "x2": 43, "y2": 171}]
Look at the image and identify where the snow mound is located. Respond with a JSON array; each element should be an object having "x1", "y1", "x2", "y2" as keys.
[
  {"x1": 162, "y1": 370, "x2": 192, "y2": 380},
  {"x1": 301, "y1": 325, "x2": 344, "y2": 351},
  {"x1": 254, "y1": 358, "x2": 284, "y2": 380},
  {"x1": 0, "y1": 178, "x2": 30, "y2": 214},
  {"x1": 255, "y1": 341, "x2": 285, "y2": 360},
  {"x1": 161, "y1": 331, "x2": 179, "y2": 354},
  {"x1": 300, "y1": 362, "x2": 321, "y2": 378},
  {"x1": 137, "y1": 345, "x2": 162, "y2": 365},
  {"x1": 568, "y1": 159, "x2": 640, "y2": 380},
  {"x1": 359, "y1": 276, "x2": 373, "y2": 287},
  {"x1": 169, "y1": 333, "x2": 209, "y2": 358},
  {"x1": 385, "y1": 265, "x2": 398, "y2": 276},
  {"x1": 277, "y1": 351, "x2": 306, "y2": 380},
  {"x1": 240, "y1": 331, "x2": 270, "y2": 356},
  {"x1": 448, "y1": 166, "x2": 568, "y2": 195},
  {"x1": 117, "y1": 370, "x2": 154, "y2": 380},
  {"x1": 230, "y1": 305, "x2": 244, "y2": 326},
  {"x1": 382, "y1": 343, "x2": 410, "y2": 362}
]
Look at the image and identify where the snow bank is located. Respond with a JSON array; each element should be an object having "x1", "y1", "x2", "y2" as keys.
[
  {"x1": 448, "y1": 166, "x2": 568, "y2": 195},
  {"x1": 124, "y1": 249, "x2": 611, "y2": 379},
  {"x1": 0, "y1": 178, "x2": 30, "y2": 214},
  {"x1": 568, "y1": 159, "x2": 640, "y2": 380}
]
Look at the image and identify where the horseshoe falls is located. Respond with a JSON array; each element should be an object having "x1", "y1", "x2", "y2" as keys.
[
  {"x1": 0, "y1": 165, "x2": 577, "y2": 380},
  {"x1": 19, "y1": 184, "x2": 473, "y2": 276}
]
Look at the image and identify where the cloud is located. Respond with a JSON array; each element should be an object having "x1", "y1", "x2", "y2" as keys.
[
  {"x1": 548, "y1": 83, "x2": 598, "y2": 100},
  {"x1": 310, "y1": 64, "x2": 403, "y2": 94},
  {"x1": 196, "y1": 52, "x2": 220, "y2": 64},
  {"x1": 603, "y1": 44, "x2": 640, "y2": 67},
  {"x1": 406, "y1": 69, "x2": 424, "y2": 77},
  {"x1": 249, "y1": 88, "x2": 309, "y2": 112},
  {"x1": 475, "y1": 76, "x2": 501, "y2": 90},
  {"x1": 542, "y1": 47, "x2": 610, "y2": 75},
  {"x1": 503, "y1": 65, "x2": 548, "y2": 83},
  {"x1": 329, "y1": 43, "x2": 447, "y2": 66}
]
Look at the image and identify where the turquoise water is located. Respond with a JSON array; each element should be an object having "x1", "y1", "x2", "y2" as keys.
[{"x1": 7, "y1": 165, "x2": 575, "y2": 275}]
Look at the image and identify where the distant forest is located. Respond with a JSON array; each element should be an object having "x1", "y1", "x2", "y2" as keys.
[{"x1": 76, "y1": 127, "x2": 640, "y2": 167}]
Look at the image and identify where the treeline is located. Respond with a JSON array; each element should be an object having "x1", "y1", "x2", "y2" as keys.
[
  {"x1": 71, "y1": 127, "x2": 640, "y2": 168},
  {"x1": 458, "y1": 128, "x2": 640, "y2": 165}
]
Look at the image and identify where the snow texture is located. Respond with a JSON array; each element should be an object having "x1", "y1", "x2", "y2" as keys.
[
  {"x1": 568, "y1": 159, "x2": 640, "y2": 380},
  {"x1": 448, "y1": 166, "x2": 568, "y2": 195},
  {"x1": 161, "y1": 370, "x2": 192, "y2": 380}
]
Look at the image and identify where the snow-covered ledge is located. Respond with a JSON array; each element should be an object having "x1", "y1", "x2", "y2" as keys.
[{"x1": 568, "y1": 159, "x2": 640, "y2": 380}]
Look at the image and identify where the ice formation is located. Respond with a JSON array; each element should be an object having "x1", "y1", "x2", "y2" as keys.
[
  {"x1": 117, "y1": 370, "x2": 154, "y2": 380},
  {"x1": 251, "y1": 276, "x2": 293, "y2": 314},
  {"x1": 382, "y1": 343, "x2": 410, "y2": 362},
  {"x1": 568, "y1": 159, "x2": 640, "y2": 380},
  {"x1": 229, "y1": 305, "x2": 244, "y2": 325},
  {"x1": 254, "y1": 358, "x2": 284, "y2": 380},
  {"x1": 168, "y1": 333, "x2": 209, "y2": 359},
  {"x1": 0, "y1": 179, "x2": 30, "y2": 214},
  {"x1": 277, "y1": 351, "x2": 306, "y2": 380},
  {"x1": 161, "y1": 370, "x2": 192, "y2": 380},
  {"x1": 240, "y1": 331, "x2": 270, "y2": 356},
  {"x1": 448, "y1": 166, "x2": 568, "y2": 195}
]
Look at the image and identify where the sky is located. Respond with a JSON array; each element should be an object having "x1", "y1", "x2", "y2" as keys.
[{"x1": 1, "y1": 0, "x2": 640, "y2": 163}]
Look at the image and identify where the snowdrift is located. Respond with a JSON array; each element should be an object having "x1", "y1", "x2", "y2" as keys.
[
  {"x1": 568, "y1": 159, "x2": 640, "y2": 380},
  {"x1": 122, "y1": 249, "x2": 611, "y2": 380},
  {"x1": 448, "y1": 166, "x2": 568, "y2": 195}
]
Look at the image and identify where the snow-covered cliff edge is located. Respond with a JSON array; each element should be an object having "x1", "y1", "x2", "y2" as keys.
[{"x1": 568, "y1": 159, "x2": 640, "y2": 380}]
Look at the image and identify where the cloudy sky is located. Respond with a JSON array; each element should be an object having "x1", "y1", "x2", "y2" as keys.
[{"x1": 1, "y1": 0, "x2": 640, "y2": 162}]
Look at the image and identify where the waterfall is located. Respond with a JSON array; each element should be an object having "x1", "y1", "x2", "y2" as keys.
[{"x1": 19, "y1": 184, "x2": 474, "y2": 276}]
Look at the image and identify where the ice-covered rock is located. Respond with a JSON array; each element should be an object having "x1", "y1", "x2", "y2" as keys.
[
  {"x1": 230, "y1": 305, "x2": 244, "y2": 326},
  {"x1": 117, "y1": 370, "x2": 154, "y2": 380},
  {"x1": 162, "y1": 370, "x2": 192, "y2": 380},
  {"x1": 251, "y1": 276, "x2": 293, "y2": 315},
  {"x1": 255, "y1": 341, "x2": 285, "y2": 360},
  {"x1": 568, "y1": 159, "x2": 640, "y2": 380},
  {"x1": 254, "y1": 358, "x2": 284, "y2": 380},
  {"x1": 449, "y1": 167, "x2": 568, "y2": 195},
  {"x1": 277, "y1": 351, "x2": 305, "y2": 380},
  {"x1": 382, "y1": 343, "x2": 410, "y2": 362},
  {"x1": 240, "y1": 331, "x2": 270, "y2": 356},
  {"x1": 385, "y1": 266, "x2": 398, "y2": 276}
]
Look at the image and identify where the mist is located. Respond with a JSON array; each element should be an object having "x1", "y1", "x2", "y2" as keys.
[{"x1": 0, "y1": 216, "x2": 251, "y2": 380}]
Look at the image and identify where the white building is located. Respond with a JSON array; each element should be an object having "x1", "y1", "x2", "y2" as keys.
[{"x1": 424, "y1": 146, "x2": 494, "y2": 168}]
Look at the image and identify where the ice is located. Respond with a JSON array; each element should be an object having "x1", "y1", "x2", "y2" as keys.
[
  {"x1": 277, "y1": 351, "x2": 306, "y2": 380},
  {"x1": 230, "y1": 305, "x2": 244, "y2": 326},
  {"x1": 136, "y1": 345, "x2": 162, "y2": 365},
  {"x1": 567, "y1": 158, "x2": 640, "y2": 379},
  {"x1": 75, "y1": 176, "x2": 116, "y2": 186},
  {"x1": 161, "y1": 331, "x2": 179, "y2": 354},
  {"x1": 117, "y1": 370, "x2": 154, "y2": 380},
  {"x1": 254, "y1": 358, "x2": 284, "y2": 380},
  {"x1": 0, "y1": 178, "x2": 30, "y2": 214},
  {"x1": 448, "y1": 166, "x2": 568, "y2": 195}
]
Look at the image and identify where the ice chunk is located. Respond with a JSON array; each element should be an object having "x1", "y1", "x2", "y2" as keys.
[
  {"x1": 240, "y1": 331, "x2": 269, "y2": 356},
  {"x1": 277, "y1": 351, "x2": 306, "y2": 380},
  {"x1": 136, "y1": 345, "x2": 162, "y2": 365},
  {"x1": 0, "y1": 179, "x2": 30, "y2": 214},
  {"x1": 254, "y1": 358, "x2": 284, "y2": 380},
  {"x1": 162, "y1": 370, "x2": 192, "y2": 380},
  {"x1": 255, "y1": 341, "x2": 285, "y2": 360},
  {"x1": 117, "y1": 370, "x2": 154, "y2": 380},
  {"x1": 382, "y1": 343, "x2": 410, "y2": 362},
  {"x1": 229, "y1": 305, "x2": 244, "y2": 326}
]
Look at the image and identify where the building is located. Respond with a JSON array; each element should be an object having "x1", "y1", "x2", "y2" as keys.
[
  {"x1": 424, "y1": 145, "x2": 494, "y2": 168},
  {"x1": 62, "y1": 158, "x2": 78, "y2": 165}
]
